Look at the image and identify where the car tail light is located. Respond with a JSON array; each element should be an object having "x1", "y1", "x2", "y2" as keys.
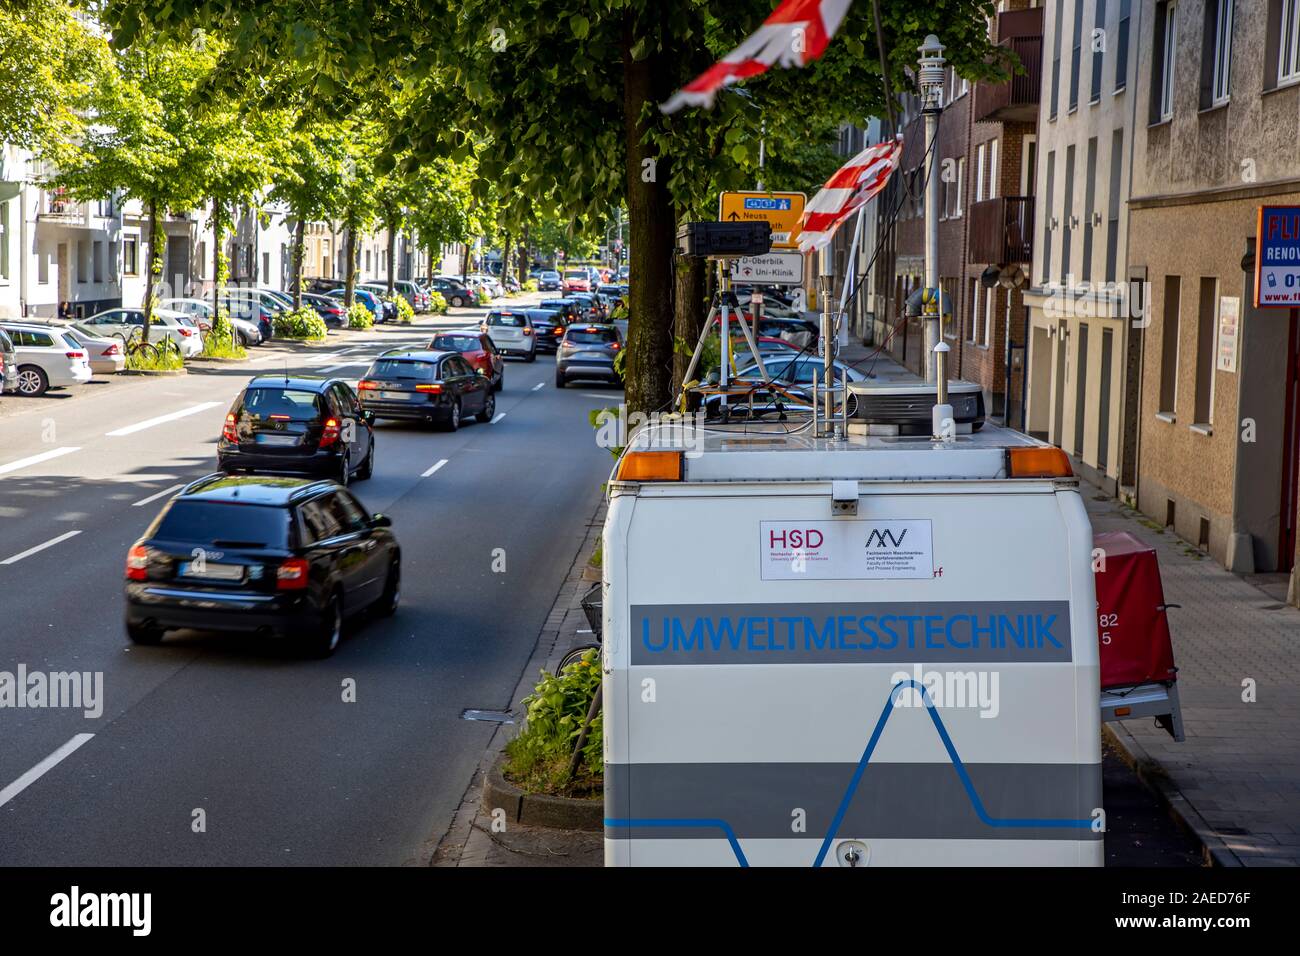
[
  {"x1": 177, "y1": 327, "x2": 193, "y2": 337},
  {"x1": 103, "y1": 343, "x2": 121, "y2": 356},
  {"x1": 415, "y1": 383, "x2": 442, "y2": 393},
  {"x1": 222, "y1": 413, "x2": 238, "y2": 442},
  {"x1": 66, "y1": 351, "x2": 85, "y2": 359},
  {"x1": 358, "y1": 379, "x2": 377, "y2": 390},
  {"x1": 276, "y1": 557, "x2": 310, "y2": 590},
  {"x1": 609, "y1": 342, "x2": 620, "y2": 350},
  {"x1": 125, "y1": 544, "x2": 150, "y2": 580},
  {"x1": 320, "y1": 417, "x2": 341, "y2": 448},
  {"x1": 523, "y1": 327, "x2": 533, "y2": 336}
]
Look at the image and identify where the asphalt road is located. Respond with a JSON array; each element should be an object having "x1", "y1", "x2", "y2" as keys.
[{"x1": 0, "y1": 297, "x2": 622, "y2": 865}]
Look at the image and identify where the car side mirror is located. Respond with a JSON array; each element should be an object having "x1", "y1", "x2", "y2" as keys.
[
  {"x1": 362, "y1": 409, "x2": 375, "y2": 423},
  {"x1": 370, "y1": 513, "x2": 392, "y2": 528}
]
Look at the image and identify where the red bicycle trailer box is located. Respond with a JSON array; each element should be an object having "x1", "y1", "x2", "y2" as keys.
[{"x1": 1093, "y1": 531, "x2": 1185, "y2": 741}]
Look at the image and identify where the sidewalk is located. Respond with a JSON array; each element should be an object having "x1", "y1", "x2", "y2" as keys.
[{"x1": 430, "y1": 494, "x2": 606, "y2": 867}]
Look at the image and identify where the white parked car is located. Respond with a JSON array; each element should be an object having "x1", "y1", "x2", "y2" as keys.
[
  {"x1": 470, "y1": 274, "x2": 505, "y2": 298},
  {"x1": 32, "y1": 320, "x2": 125, "y2": 374},
  {"x1": 160, "y1": 298, "x2": 264, "y2": 346},
  {"x1": 81, "y1": 307, "x2": 203, "y2": 357},
  {"x1": 0, "y1": 327, "x2": 20, "y2": 393},
  {"x1": 0, "y1": 322, "x2": 93, "y2": 396}
]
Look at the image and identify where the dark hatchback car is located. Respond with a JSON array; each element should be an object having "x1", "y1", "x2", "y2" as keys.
[
  {"x1": 539, "y1": 298, "x2": 583, "y2": 325},
  {"x1": 555, "y1": 324, "x2": 622, "y2": 388},
  {"x1": 218, "y1": 376, "x2": 375, "y2": 487},
  {"x1": 523, "y1": 308, "x2": 566, "y2": 353},
  {"x1": 124, "y1": 475, "x2": 400, "y2": 657},
  {"x1": 358, "y1": 351, "x2": 494, "y2": 431},
  {"x1": 431, "y1": 277, "x2": 474, "y2": 308}
]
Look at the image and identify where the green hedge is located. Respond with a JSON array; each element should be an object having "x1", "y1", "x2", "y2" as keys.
[
  {"x1": 273, "y1": 307, "x2": 328, "y2": 340},
  {"x1": 394, "y1": 294, "x2": 414, "y2": 324},
  {"x1": 428, "y1": 289, "x2": 448, "y2": 314},
  {"x1": 347, "y1": 303, "x2": 374, "y2": 329}
]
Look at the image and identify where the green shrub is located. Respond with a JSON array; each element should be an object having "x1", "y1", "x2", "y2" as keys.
[
  {"x1": 503, "y1": 652, "x2": 602, "y2": 796},
  {"x1": 346, "y1": 303, "x2": 374, "y2": 330},
  {"x1": 394, "y1": 294, "x2": 414, "y2": 325},
  {"x1": 427, "y1": 289, "x2": 447, "y2": 313},
  {"x1": 273, "y1": 307, "x2": 328, "y2": 340},
  {"x1": 199, "y1": 309, "x2": 247, "y2": 360},
  {"x1": 126, "y1": 346, "x2": 184, "y2": 371},
  {"x1": 523, "y1": 278, "x2": 539, "y2": 292},
  {"x1": 475, "y1": 286, "x2": 491, "y2": 305}
]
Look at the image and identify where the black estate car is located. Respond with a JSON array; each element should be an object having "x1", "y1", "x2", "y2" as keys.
[
  {"x1": 218, "y1": 376, "x2": 375, "y2": 487},
  {"x1": 358, "y1": 351, "x2": 494, "y2": 430},
  {"x1": 124, "y1": 475, "x2": 400, "y2": 657}
]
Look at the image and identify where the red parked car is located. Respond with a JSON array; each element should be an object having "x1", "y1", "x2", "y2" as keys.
[{"x1": 428, "y1": 330, "x2": 505, "y2": 392}]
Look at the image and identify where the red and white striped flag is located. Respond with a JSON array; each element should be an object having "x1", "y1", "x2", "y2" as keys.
[
  {"x1": 797, "y1": 135, "x2": 902, "y2": 252},
  {"x1": 660, "y1": 0, "x2": 854, "y2": 113}
]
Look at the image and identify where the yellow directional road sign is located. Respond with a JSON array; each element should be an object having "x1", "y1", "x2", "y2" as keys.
[{"x1": 718, "y1": 191, "x2": 806, "y2": 250}]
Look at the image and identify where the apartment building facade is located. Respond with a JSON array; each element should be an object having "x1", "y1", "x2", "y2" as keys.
[
  {"x1": 1128, "y1": 0, "x2": 1300, "y2": 579},
  {"x1": 1022, "y1": 0, "x2": 1143, "y2": 495}
]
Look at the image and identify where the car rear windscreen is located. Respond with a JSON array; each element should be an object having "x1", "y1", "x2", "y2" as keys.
[
  {"x1": 567, "y1": 328, "x2": 617, "y2": 345},
  {"x1": 432, "y1": 335, "x2": 482, "y2": 352},
  {"x1": 368, "y1": 359, "x2": 436, "y2": 381},
  {"x1": 154, "y1": 501, "x2": 290, "y2": 548},
  {"x1": 239, "y1": 387, "x2": 323, "y2": 422},
  {"x1": 487, "y1": 313, "x2": 526, "y2": 328},
  {"x1": 564, "y1": 272, "x2": 586, "y2": 280}
]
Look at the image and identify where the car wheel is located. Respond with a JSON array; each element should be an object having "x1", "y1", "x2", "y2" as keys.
[
  {"x1": 308, "y1": 592, "x2": 343, "y2": 658},
  {"x1": 443, "y1": 399, "x2": 461, "y2": 432},
  {"x1": 493, "y1": 369, "x2": 504, "y2": 392},
  {"x1": 357, "y1": 439, "x2": 374, "y2": 480},
  {"x1": 374, "y1": 559, "x2": 400, "y2": 618},
  {"x1": 337, "y1": 454, "x2": 350, "y2": 487},
  {"x1": 555, "y1": 371, "x2": 566, "y2": 388},
  {"x1": 16, "y1": 366, "x2": 48, "y2": 397},
  {"x1": 525, "y1": 347, "x2": 536, "y2": 363},
  {"x1": 477, "y1": 391, "x2": 496, "y2": 423},
  {"x1": 450, "y1": 295, "x2": 465, "y2": 308},
  {"x1": 126, "y1": 619, "x2": 164, "y2": 645}
]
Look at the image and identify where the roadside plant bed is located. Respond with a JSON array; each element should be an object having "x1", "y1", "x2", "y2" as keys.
[
  {"x1": 273, "y1": 307, "x2": 328, "y2": 340},
  {"x1": 125, "y1": 348, "x2": 184, "y2": 372},
  {"x1": 347, "y1": 303, "x2": 374, "y2": 330},
  {"x1": 484, "y1": 753, "x2": 602, "y2": 831},
  {"x1": 428, "y1": 290, "x2": 448, "y2": 314},
  {"x1": 198, "y1": 318, "x2": 247, "y2": 361},
  {"x1": 502, "y1": 651, "x2": 602, "y2": 801},
  {"x1": 394, "y1": 294, "x2": 415, "y2": 325}
]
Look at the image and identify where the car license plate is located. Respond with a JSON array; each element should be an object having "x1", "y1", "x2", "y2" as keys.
[
  {"x1": 179, "y1": 561, "x2": 245, "y2": 582},
  {"x1": 255, "y1": 433, "x2": 298, "y2": 445},
  {"x1": 379, "y1": 391, "x2": 411, "y2": 401}
]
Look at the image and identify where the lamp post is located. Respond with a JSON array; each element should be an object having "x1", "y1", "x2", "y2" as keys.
[{"x1": 917, "y1": 33, "x2": 946, "y2": 384}]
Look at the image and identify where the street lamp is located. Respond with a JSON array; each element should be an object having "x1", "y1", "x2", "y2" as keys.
[{"x1": 917, "y1": 34, "x2": 945, "y2": 384}]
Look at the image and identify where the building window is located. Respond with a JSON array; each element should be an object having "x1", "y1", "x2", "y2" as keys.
[
  {"x1": 1042, "y1": 150, "x2": 1056, "y2": 284},
  {"x1": 1154, "y1": 2, "x2": 1177, "y2": 122},
  {"x1": 1082, "y1": 137, "x2": 1098, "y2": 283},
  {"x1": 262, "y1": 251, "x2": 270, "y2": 282},
  {"x1": 988, "y1": 138, "x2": 999, "y2": 200},
  {"x1": 1105, "y1": 129, "x2": 1124, "y2": 283},
  {"x1": 93, "y1": 240, "x2": 103, "y2": 283},
  {"x1": 196, "y1": 241, "x2": 206, "y2": 278},
  {"x1": 77, "y1": 240, "x2": 89, "y2": 283},
  {"x1": 968, "y1": 278, "x2": 980, "y2": 344},
  {"x1": 1159, "y1": 276, "x2": 1181, "y2": 415},
  {"x1": 954, "y1": 158, "x2": 965, "y2": 217},
  {"x1": 975, "y1": 144, "x2": 986, "y2": 204},
  {"x1": 1116, "y1": 0, "x2": 1132, "y2": 91},
  {"x1": 1194, "y1": 278, "x2": 1218, "y2": 425},
  {"x1": 38, "y1": 245, "x2": 49, "y2": 284},
  {"x1": 1091, "y1": 0, "x2": 1107, "y2": 103},
  {"x1": 0, "y1": 200, "x2": 8, "y2": 281},
  {"x1": 1061, "y1": 145, "x2": 1076, "y2": 285},
  {"x1": 1069, "y1": 0, "x2": 1084, "y2": 110},
  {"x1": 1050, "y1": 0, "x2": 1064, "y2": 118},
  {"x1": 1280, "y1": 0, "x2": 1300, "y2": 84},
  {"x1": 124, "y1": 237, "x2": 138, "y2": 276},
  {"x1": 1208, "y1": 0, "x2": 1233, "y2": 104},
  {"x1": 983, "y1": 286, "x2": 994, "y2": 348}
]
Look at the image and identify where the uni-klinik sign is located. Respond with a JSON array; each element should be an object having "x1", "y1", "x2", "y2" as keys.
[{"x1": 1256, "y1": 206, "x2": 1300, "y2": 308}]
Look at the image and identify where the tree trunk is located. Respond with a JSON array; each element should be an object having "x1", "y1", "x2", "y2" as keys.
[
  {"x1": 344, "y1": 215, "x2": 357, "y2": 309},
  {"x1": 518, "y1": 224, "x2": 530, "y2": 279},
  {"x1": 621, "y1": 11, "x2": 677, "y2": 416},
  {"x1": 671, "y1": 252, "x2": 707, "y2": 394},
  {"x1": 426, "y1": 242, "x2": 435, "y2": 285},
  {"x1": 211, "y1": 198, "x2": 223, "y2": 321},
  {"x1": 292, "y1": 214, "x2": 306, "y2": 309},
  {"x1": 141, "y1": 199, "x2": 164, "y2": 343},
  {"x1": 501, "y1": 231, "x2": 513, "y2": 287},
  {"x1": 385, "y1": 209, "x2": 397, "y2": 296}
]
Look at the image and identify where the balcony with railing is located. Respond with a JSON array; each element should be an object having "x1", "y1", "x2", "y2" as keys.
[
  {"x1": 38, "y1": 188, "x2": 88, "y2": 224},
  {"x1": 973, "y1": 8, "x2": 1043, "y2": 124},
  {"x1": 968, "y1": 196, "x2": 1034, "y2": 265}
]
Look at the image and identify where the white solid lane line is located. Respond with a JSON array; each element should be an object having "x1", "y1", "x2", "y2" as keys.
[
  {"x1": 105, "y1": 402, "x2": 223, "y2": 438},
  {"x1": 0, "y1": 734, "x2": 95, "y2": 811},
  {"x1": 1, "y1": 530, "x2": 83, "y2": 566},
  {"x1": 0, "y1": 446, "x2": 82, "y2": 477},
  {"x1": 532, "y1": 382, "x2": 544, "y2": 392},
  {"x1": 319, "y1": 361, "x2": 369, "y2": 373},
  {"x1": 132, "y1": 483, "x2": 186, "y2": 507},
  {"x1": 421, "y1": 458, "x2": 449, "y2": 478},
  {"x1": 491, "y1": 413, "x2": 506, "y2": 424}
]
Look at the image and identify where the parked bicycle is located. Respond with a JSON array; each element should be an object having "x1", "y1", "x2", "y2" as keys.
[{"x1": 556, "y1": 582, "x2": 602, "y2": 673}]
